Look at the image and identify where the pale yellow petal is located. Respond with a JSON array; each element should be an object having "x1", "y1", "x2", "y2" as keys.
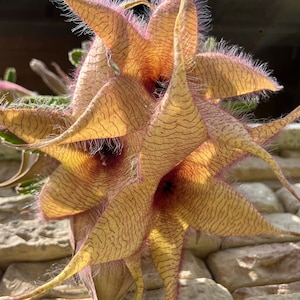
[
  {"x1": 27, "y1": 76, "x2": 154, "y2": 149},
  {"x1": 191, "y1": 52, "x2": 281, "y2": 102},
  {"x1": 64, "y1": 0, "x2": 148, "y2": 77},
  {"x1": 149, "y1": 212, "x2": 187, "y2": 300}
]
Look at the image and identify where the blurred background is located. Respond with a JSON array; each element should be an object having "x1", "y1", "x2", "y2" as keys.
[{"x1": 0, "y1": 0, "x2": 299, "y2": 119}]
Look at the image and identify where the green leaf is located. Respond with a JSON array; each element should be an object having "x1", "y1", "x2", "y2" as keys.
[
  {"x1": 3, "y1": 67, "x2": 17, "y2": 83},
  {"x1": 68, "y1": 48, "x2": 86, "y2": 67},
  {"x1": 202, "y1": 37, "x2": 218, "y2": 52},
  {"x1": 15, "y1": 95, "x2": 70, "y2": 109},
  {"x1": 16, "y1": 179, "x2": 45, "y2": 195},
  {"x1": 221, "y1": 98, "x2": 258, "y2": 115},
  {"x1": 0, "y1": 129, "x2": 26, "y2": 145}
]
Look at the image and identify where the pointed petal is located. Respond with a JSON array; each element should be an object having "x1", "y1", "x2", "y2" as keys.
[
  {"x1": 84, "y1": 181, "x2": 155, "y2": 261},
  {"x1": 39, "y1": 164, "x2": 106, "y2": 219},
  {"x1": 5, "y1": 247, "x2": 91, "y2": 300},
  {"x1": 198, "y1": 99, "x2": 300, "y2": 199},
  {"x1": 28, "y1": 76, "x2": 154, "y2": 149},
  {"x1": 0, "y1": 108, "x2": 72, "y2": 145},
  {"x1": 0, "y1": 153, "x2": 58, "y2": 188},
  {"x1": 149, "y1": 213, "x2": 187, "y2": 300},
  {"x1": 187, "y1": 105, "x2": 300, "y2": 180},
  {"x1": 31, "y1": 182, "x2": 155, "y2": 300},
  {"x1": 191, "y1": 52, "x2": 281, "y2": 102},
  {"x1": 0, "y1": 107, "x2": 90, "y2": 165},
  {"x1": 71, "y1": 37, "x2": 115, "y2": 117},
  {"x1": 123, "y1": 1, "x2": 154, "y2": 10},
  {"x1": 93, "y1": 260, "x2": 134, "y2": 300},
  {"x1": 147, "y1": 0, "x2": 198, "y2": 77},
  {"x1": 71, "y1": 210, "x2": 134, "y2": 300},
  {"x1": 140, "y1": 0, "x2": 207, "y2": 178},
  {"x1": 125, "y1": 252, "x2": 144, "y2": 300},
  {"x1": 64, "y1": 0, "x2": 148, "y2": 77},
  {"x1": 34, "y1": 181, "x2": 153, "y2": 298},
  {"x1": 183, "y1": 138, "x2": 234, "y2": 180},
  {"x1": 175, "y1": 175, "x2": 286, "y2": 236},
  {"x1": 249, "y1": 105, "x2": 300, "y2": 144}
]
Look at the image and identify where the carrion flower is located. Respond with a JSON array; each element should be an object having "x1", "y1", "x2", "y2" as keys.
[{"x1": 1, "y1": 0, "x2": 300, "y2": 299}]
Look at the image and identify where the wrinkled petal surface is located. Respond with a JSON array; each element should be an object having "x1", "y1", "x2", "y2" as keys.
[{"x1": 190, "y1": 52, "x2": 281, "y2": 103}]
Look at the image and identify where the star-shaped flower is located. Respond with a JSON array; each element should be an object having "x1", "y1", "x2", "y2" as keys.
[{"x1": 1, "y1": 0, "x2": 300, "y2": 299}]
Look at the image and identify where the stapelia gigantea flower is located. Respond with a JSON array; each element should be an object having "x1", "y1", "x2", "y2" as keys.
[{"x1": 1, "y1": 0, "x2": 300, "y2": 299}]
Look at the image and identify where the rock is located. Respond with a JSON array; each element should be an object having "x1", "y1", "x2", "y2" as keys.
[
  {"x1": 276, "y1": 185, "x2": 300, "y2": 214},
  {"x1": 0, "y1": 160, "x2": 21, "y2": 182},
  {"x1": 184, "y1": 229, "x2": 222, "y2": 258},
  {"x1": 0, "y1": 144, "x2": 21, "y2": 161},
  {"x1": 264, "y1": 213, "x2": 300, "y2": 233},
  {"x1": 221, "y1": 213, "x2": 300, "y2": 249},
  {"x1": 124, "y1": 288, "x2": 163, "y2": 300},
  {"x1": 229, "y1": 157, "x2": 300, "y2": 181},
  {"x1": 235, "y1": 183, "x2": 282, "y2": 213},
  {"x1": 206, "y1": 241, "x2": 300, "y2": 292},
  {"x1": 247, "y1": 294, "x2": 300, "y2": 299},
  {"x1": 0, "y1": 160, "x2": 21, "y2": 197},
  {"x1": 125, "y1": 278, "x2": 233, "y2": 300},
  {"x1": 232, "y1": 281, "x2": 300, "y2": 299},
  {"x1": 279, "y1": 150, "x2": 300, "y2": 158},
  {"x1": 0, "y1": 188, "x2": 16, "y2": 197},
  {"x1": 0, "y1": 259, "x2": 90, "y2": 299},
  {"x1": 0, "y1": 194, "x2": 35, "y2": 222},
  {"x1": 274, "y1": 124, "x2": 300, "y2": 151},
  {"x1": 40, "y1": 286, "x2": 91, "y2": 300},
  {"x1": 0, "y1": 218, "x2": 72, "y2": 268},
  {"x1": 180, "y1": 251, "x2": 212, "y2": 280},
  {"x1": 178, "y1": 278, "x2": 233, "y2": 300}
]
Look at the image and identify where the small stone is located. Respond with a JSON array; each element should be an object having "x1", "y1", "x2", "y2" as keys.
[
  {"x1": 279, "y1": 150, "x2": 300, "y2": 158},
  {"x1": 0, "y1": 218, "x2": 72, "y2": 268},
  {"x1": 0, "y1": 144, "x2": 21, "y2": 161},
  {"x1": 276, "y1": 185, "x2": 300, "y2": 214},
  {"x1": 274, "y1": 124, "x2": 300, "y2": 151},
  {"x1": 184, "y1": 229, "x2": 222, "y2": 258},
  {"x1": 0, "y1": 160, "x2": 22, "y2": 197},
  {"x1": 39, "y1": 284, "x2": 91, "y2": 299},
  {"x1": 180, "y1": 251, "x2": 212, "y2": 280},
  {"x1": 0, "y1": 160, "x2": 21, "y2": 182},
  {"x1": 0, "y1": 188, "x2": 17, "y2": 197},
  {"x1": 141, "y1": 288, "x2": 164, "y2": 300},
  {"x1": 235, "y1": 183, "x2": 281, "y2": 213},
  {"x1": 232, "y1": 281, "x2": 300, "y2": 300},
  {"x1": 264, "y1": 213, "x2": 300, "y2": 233},
  {"x1": 124, "y1": 288, "x2": 164, "y2": 300},
  {"x1": 0, "y1": 195, "x2": 35, "y2": 221},
  {"x1": 125, "y1": 278, "x2": 233, "y2": 300},
  {"x1": 179, "y1": 278, "x2": 233, "y2": 300},
  {"x1": 247, "y1": 294, "x2": 300, "y2": 300},
  {"x1": 206, "y1": 241, "x2": 300, "y2": 292}
]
